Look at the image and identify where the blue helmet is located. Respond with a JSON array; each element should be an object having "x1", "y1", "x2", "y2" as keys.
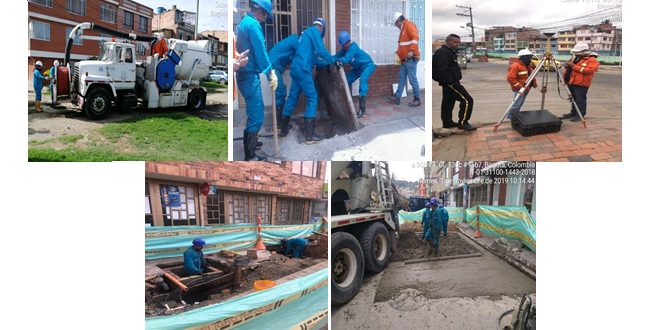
[
  {"x1": 338, "y1": 31, "x2": 350, "y2": 46},
  {"x1": 430, "y1": 198, "x2": 438, "y2": 204},
  {"x1": 251, "y1": 0, "x2": 273, "y2": 19},
  {"x1": 439, "y1": 204, "x2": 443, "y2": 208},
  {"x1": 314, "y1": 18, "x2": 326, "y2": 38},
  {"x1": 425, "y1": 203, "x2": 431, "y2": 207},
  {"x1": 281, "y1": 238, "x2": 287, "y2": 244},
  {"x1": 192, "y1": 238, "x2": 206, "y2": 246}
]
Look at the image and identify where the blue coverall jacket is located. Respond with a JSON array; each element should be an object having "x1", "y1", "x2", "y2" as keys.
[
  {"x1": 235, "y1": 12, "x2": 272, "y2": 132},
  {"x1": 285, "y1": 237, "x2": 310, "y2": 258},
  {"x1": 334, "y1": 42, "x2": 376, "y2": 96},
  {"x1": 33, "y1": 69, "x2": 46, "y2": 101},
  {"x1": 421, "y1": 208, "x2": 431, "y2": 239},
  {"x1": 283, "y1": 26, "x2": 336, "y2": 117},
  {"x1": 183, "y1": 246, "x2": 206, "y2": 275},
  {"x1": 268, "y1": 34, "x2": 300, "y2": 107}
]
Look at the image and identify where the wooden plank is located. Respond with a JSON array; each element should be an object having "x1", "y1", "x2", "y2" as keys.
[{"x1": 315, "y1": 66, "x2": 360, "y2": 132}]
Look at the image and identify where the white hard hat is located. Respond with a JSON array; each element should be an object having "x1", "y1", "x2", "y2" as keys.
[
  {"x1": 53, "y1": 60, "x2": 60, "y2": 67},
  {"x1": 517, "y1": 49, "x2": 532, "y2": 56},
  {"x1": 393, "y1": 12, "x2": 404, "y2": 23},
  {"x1": 36, "y1": 61, "x2": 43, "y2": 67},
  {"x1": 571, "y1": 42, "x2": 589, "y2": 53}
]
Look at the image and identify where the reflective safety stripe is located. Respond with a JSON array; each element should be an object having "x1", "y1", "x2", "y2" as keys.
[
  {"x1": 581, "y1": 63, "x2": 587, "y2": 66},
  {"x1": 580, "y1": 67, "x2": 585, "y2": 72},
  {"x1": 399, "y1": 40, "x2": 419, "y2": 46},
  {"x1": 518, "y1": 71, "x2": 528, "y2": 75},
  {"x1": 514, "y1": 83, "x2": 520, "y2": 86}
]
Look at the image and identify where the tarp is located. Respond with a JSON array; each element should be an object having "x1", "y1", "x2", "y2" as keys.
[
  {"x1": 145, "y1": 268, "x2": 328, "y2": 330},
  {"x1": 398, "y1": 207, "x2": 465, "y2": 224},
  {"x1": 465, "y1": 205, "x2": 536, "y2": 252},
  {"x1": 146, "y1": 220, "x2": 325, "y2": 259}
]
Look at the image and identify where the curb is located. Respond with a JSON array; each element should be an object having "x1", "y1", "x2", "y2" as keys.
[{"x1": 458, "y1": 228, "x2": 536, "y2": 280}]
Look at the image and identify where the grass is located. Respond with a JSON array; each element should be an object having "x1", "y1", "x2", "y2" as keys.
[
  {"x1": 200, "y1": 81, "x2": 228, "y2": 90},
  {"x1": 28, "y1": 113, "x2": 228, "y2": 162}
]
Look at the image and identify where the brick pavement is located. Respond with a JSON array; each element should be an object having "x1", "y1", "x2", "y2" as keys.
[{"x1": 434, "y1": 118, "x2": 622, "y2": 162}]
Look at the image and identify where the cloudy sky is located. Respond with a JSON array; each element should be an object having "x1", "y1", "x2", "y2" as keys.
[
  {"x1": 432, "y1": 0, "x2": 623, "y2": 41},
  {"x1": 389, "y1": 162, "x2": 427, "y2": 182},
  {"x1": 137, "y1": 0, "x2": 228, "y2": 31}
]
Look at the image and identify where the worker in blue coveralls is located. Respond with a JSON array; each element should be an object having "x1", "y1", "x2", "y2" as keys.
[
  {"x1": 49, "y1": 60, "x2": 59, "y2": 106},
  {"x1": 281, "y1": 238, "x2": 310, "y2": 259},
  {"x1": 439, "y1": 204, "x2": 449, "y2": 236},
  {"x1": 33, "y1": 61, "x2": 50, "y2": 112},
  {"x1": 334, "y1": 31, "x2": 376, "y2": 119},
  {"x1": 235, "y1": 0, "x2": 278, "y2": 161},
  {"x1": 429, "y1": 202, "x2": 449, "y2": 256},
  {"x1": 268, "y1": 34, "x2": 300, "y2": 134},
  {"x1": 424, "y1": 199, "x2": 438, "y2": 242},
  {"x1": 184, "y1": 238, "x2": 211, "y2": 276},
  {"x1": 279, "y1": 18, "x2": 337, "y2": 145},
  {"x1": 421, "y1": 202, "x2": 431, "y2": 239}
]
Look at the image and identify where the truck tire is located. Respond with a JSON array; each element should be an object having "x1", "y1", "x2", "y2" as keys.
[
  {"x1": 188, "y1": 89, "x2": 205, "y2": 110},
  {"x1": 84, "y1": 87, "x2": 112, "y2": 120},
  {"x1": 332, "y1": 232, "x2": 364, "y2": 306},
  {"x1": 359, "y1": 222, "x2": 391, "y2": 273}
]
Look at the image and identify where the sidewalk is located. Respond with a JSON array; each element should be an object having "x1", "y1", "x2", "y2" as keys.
[
  {"x1": 233, "y1": 92, "x2": 426, "y2": 160},
  {"x1": 458, "y1": 223, "x2": 536, "y2": 279},
  {"x1": 433, "y1": 117, "x2": 622, "y2": 162}
]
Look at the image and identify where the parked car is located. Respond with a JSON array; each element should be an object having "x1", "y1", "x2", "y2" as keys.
[{"x1": 207, "y1": 70, "x2": 228, "y2": 84}]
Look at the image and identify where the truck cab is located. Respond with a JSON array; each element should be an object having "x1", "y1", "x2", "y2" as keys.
[{"x1": 99, "y1": 42, "x2": 136, "y2": 90}]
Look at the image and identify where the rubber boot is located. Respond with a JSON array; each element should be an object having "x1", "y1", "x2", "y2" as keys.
[
  {"x1": 356, "y1": 96, "x2": 366, "y2": 118},
  {"x1": 305, "y1": 117, "x2": 323, "y2": 145},
  {"x1": 243, "y1": 131, "x2": 267, "y2": 161},
  {"x1": 428, "y1": 245, "x2": 433, "y2": 256},
  {"x1": 279, "y1": 115, "x2": 291, "y2": 140},
  {"x1": 434, "y1": 246, "x2": 439, "y2": 256},
  {"x1": 276, "y1": 106, "x2": 293, "y2": 132},
  {"x1": 35, "y1": 100, "x2": 42, "y2": 112},
  {"x1": 255, "y1": 133, "x2": 263, "y2": 149}
]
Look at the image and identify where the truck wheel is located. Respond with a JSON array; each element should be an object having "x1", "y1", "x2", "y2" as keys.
[
  {"x1": 84, "y1": 87, "x2": 112, "y2": 120},
  {"x1": 359, "y1": 222, "x2": 391, "y2": 273},
  {"x1": 332, "y1": 232, "x2": 364, "y2": 306},
  {"x1": 188, "y1": 89, "x2": 205, "y2": 110}
]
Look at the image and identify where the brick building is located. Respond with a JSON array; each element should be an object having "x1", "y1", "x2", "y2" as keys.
[
  {"x1": 425, "y1": 161, "x2": 536, "y2": 217},
  {"x1": 152, "y1": 5, "x2": 196, "y2": 41},
  {"x1": 28, "y1": 0, "x2": 153, "y2": 82},
  {"x1": 233, "y1": 0, "x2": 425, "y2": 111},
  {"x1": 484, "y1": 26, "x2": 540, "y2": 53},
  {"x1": 573, "y1": 23, "x2": 617, "y2": 53},
  {"x1": 145, "y1": 161, "x2": 328, "y2": 227},
  {"x1": 200, "y1": 30, "x2": 229, "y2": 71}
]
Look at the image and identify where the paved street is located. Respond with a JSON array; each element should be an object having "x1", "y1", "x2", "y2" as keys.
[{"x1": 432, "y1": 58, "x2": 622, "y2": 162}]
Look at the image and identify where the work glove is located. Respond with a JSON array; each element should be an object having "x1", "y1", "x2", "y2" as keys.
[
  {"x1": 268, "y1": 70, "x2": 278, "y2": 91},
  {"x1": 334, "y1": 60, "x2": 342, "y2": 70}
]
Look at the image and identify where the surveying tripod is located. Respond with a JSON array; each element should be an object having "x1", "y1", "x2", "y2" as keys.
[{"x1": 493, "y1": 36, "x2": 587, "y2": 132}]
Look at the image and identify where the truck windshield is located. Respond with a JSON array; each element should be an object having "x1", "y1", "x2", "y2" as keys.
[{"x1": 101, "y1": 44, "x2": 114, "y2": 62}]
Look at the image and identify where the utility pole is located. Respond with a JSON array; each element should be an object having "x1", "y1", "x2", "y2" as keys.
[
  {"x1": 195, "y1": 0, "x2": 200, "y2": 39},
  {"x1": 456, "y1": 5, "x2": 475, "y2": 54}
]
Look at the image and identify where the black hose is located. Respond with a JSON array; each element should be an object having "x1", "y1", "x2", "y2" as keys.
[
  {"x1": 92, "y1": 23, "x2": 157, "y2": 42},
  {"x1": 497, "y1": 309, "x2": 514, "y2": 330}
]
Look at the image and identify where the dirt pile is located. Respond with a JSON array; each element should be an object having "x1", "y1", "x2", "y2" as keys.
[
  {"x1": 391, "y1": 229, "x2": 480, "y2": 261},
  {"x1": 303, "y1": 235, "x2": 328, "y2": 258}
]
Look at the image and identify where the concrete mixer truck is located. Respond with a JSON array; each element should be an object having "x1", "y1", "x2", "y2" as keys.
[
  {"x1": 330, "y1": 161, "x2": 403, "y2": 306},
  {"x1": 51, "y1": 23, "x2": 212, "y2": 120}
]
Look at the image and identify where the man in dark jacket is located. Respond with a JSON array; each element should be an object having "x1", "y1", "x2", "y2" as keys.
[{"x1": 433, "y1": 34, "x2": 476, "y2": 130}]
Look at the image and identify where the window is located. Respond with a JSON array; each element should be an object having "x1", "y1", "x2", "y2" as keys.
[
  {"x1": 137, "y1": 43, "x2": 146, "y2": 56},
  {"x1": 206, "y1": 192, "x2": 226, "y2": 225},
  {"x1": 100, "y1": 2, "x2": 116, "y2": 24},
  {"x1": 352, "y1": 0, "x2": 406, "y2": 65},
  {"x1": 66, "y1": 27, "x2": 83, "y2": 45},
  {"x1": 98, "y1": 34, "x2": 111, "y2": 46},
  {"x1": 67, "y1": 0, "x2": 86, "y2": 16},
  {"x1": 160, "y1": 185, "x2": 198, "y2": 226},
  {"x1": 292, "y1": 161, "x2": 317, "y2": 177},
  {"x1": 29, "y1": 21, "x2": 50, "y2": 41},
  {"x1": 124, "y1": 11, "x2": 134, "y2": 30},
  {"x1": 176, "y1": 11, "x2": 183, "y2": 23},
  {"x1": 124, "y1": 47, "x2": 133, "y2": 63},
  {"x1": 145, "y1": 183, "x2": 154, "y2": 226},
  {"x1": 277, "y1": 198, "x2": 306, "y2": 225},
  {"x1": 236, "y1": 0, "x2": 323, "y2": 53},
  {"x1": 139, "y1": 16, "x2": 148, "y2": 33},
  {"x1": 29, "y1": 0, "x2": 52, "y2": 7},
  {"x1": 227, "y1": 193, "x2": 271, "y2": 224}
]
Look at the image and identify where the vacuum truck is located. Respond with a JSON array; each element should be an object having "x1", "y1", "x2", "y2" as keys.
[
  {"x1": 52, "y1": 23, "x2": 212, "y2": 120},
  {"x1": 330, "y1": 161, "x2": 402, "y2": 305}
]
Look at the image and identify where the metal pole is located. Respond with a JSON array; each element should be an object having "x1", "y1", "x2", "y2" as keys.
[
  {"x1": 271, "y1": 70, "x2": 279, "y2": 158},
  {"x1": 195, "y1": 0, "x2": 199, "y2": 38}
]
